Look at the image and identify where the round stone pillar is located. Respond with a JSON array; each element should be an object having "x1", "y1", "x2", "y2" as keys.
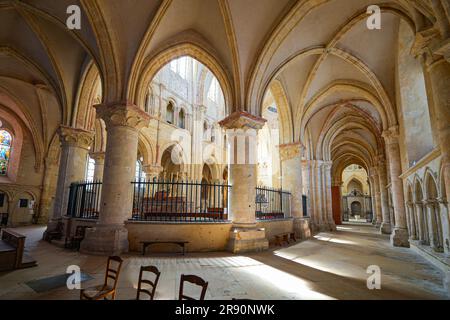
[
  {"x1": 90, "y1": 152, "x2": 105, "y2": 181},
  {"x1": 426, "y1": 58, "x2": 450, "y2": 204},
  {"x1": 425, "y1": 200, "x2": 442, "y2": 252},
  {"x1": 44, "y1": 126, "x2": 93, "y2": 235},
  {"x1": 438, "y1": 198, "x2": 450, "y2": 254},
  {"x1": 279, "y1": 143, "x2": 311, "y2": 238},
  {"x1": 382, "y1": 126, "x2": 409, "y2": 247},
  {"x1": 377, "y1": 157, "x2": 392, "y2": 234},
  {"x1": 81, "y1": 103, "x2": 150, "y2": 255},
  {"x1": 369, "y1": 168, "x2": 383, "y2": 229},
  {"x1": 415, "y1": 201, "x2": 428, "y2": 245},
  {"x1": 322, "y1": 162, "x2": 336, "y2": 231},
  {"x1": 406, "y1": 202, "x2": 417, "y2": 240},
  {"x1": 219, "y1": 111, "x2": 268, "y2": 253},
  {"x1": 279, "y1": 143, "x2": 303, "y2": 218}
]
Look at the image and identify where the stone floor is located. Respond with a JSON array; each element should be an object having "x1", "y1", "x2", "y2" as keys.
[{"x1": 0, "y1": 224, "x2": 449, "y2": 300}]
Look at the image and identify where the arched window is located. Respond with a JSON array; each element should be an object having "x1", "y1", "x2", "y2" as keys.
[
  {"x1": 179, "y1": 108, "x2": 186, "y2": 129},
  {"x1": 207, "y1": 77, "x2": 219, "y2": 102},
  {"x1": 170, "y1": 56, "x2": 188, "y2": 79},
  {"x1": 166, "y1": 102, "x2": 174, "y2": 124},
  {"x1": 135, "y1": 159, "x2": 146, "y2": 181},
  {"x1": 86, "y1": 156, "x2": 95, "y2": 181},
  {"x1": 0, "y1": 130, "x2": 12, "y2": 175}
]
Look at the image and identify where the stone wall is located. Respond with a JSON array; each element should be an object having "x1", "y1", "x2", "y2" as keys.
[
  {"x1": 256, "y1": 218, "x2": 294, "y2": 244},
  {"x1": 125, "y1": 221, "x2": 233, "y2": 253}
]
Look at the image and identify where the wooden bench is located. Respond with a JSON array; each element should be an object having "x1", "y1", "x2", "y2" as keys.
[
  {"x1": 274, "y1": 232, "x2": 297, "y2": 246},
  {"x1": 0, "y1": 229, "x2": 37, "y2": 271},
  {"x1": 141, "y1": 240, "x2": 189, "y2": 256}
]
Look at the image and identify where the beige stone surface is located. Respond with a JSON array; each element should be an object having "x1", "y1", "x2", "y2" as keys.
[{"x1": 1, "y1": 225, "x2": 448, "y2": 300}]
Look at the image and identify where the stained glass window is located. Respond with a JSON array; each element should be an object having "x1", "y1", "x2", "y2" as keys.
[{"x1": 0, "y1": 130, "x2": 12, "y2": 175}]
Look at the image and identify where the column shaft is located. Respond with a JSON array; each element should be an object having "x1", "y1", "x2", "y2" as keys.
[
  {"x1": 382, "y1": 127, "x2": 409, "y2": 247},
  {"x1": 44, "y1": 126, "x2": 93, "y2": 235},
  {"x1": 219, "y1": 111, "x2": 268, "y2": 253},
  {"x1": 81, "y1": 103, "x2": 150, "y2": 255}
]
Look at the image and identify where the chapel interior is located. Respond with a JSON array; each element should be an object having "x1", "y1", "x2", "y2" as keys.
[{"x1": 0, "y1": 0, "x2": 449, "y2": 300}]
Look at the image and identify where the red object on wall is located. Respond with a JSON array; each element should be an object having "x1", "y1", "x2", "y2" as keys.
[{"x1": 331, "y1": 186, "x2": 341, "y2": 225}]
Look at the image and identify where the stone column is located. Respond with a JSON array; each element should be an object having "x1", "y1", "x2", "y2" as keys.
[
  {"x1": 416, "y1": 201, "x2": 428, "y2": 245},
  {"x1": 37, "y1": 155, "x2": 59, "y2": 224},
  {"x1": 368, "y1": 176, "x2": 377, "y2": 225},
  {"x1": 438, "y1": 197, "x2": 450, "y2": 254},
  {"x1": 369, "y1": 168, "x2": 382, "y2": 229},
  {"x1": 382, "y1": 126, "x2": 409, "y2": 247},
  {"x1": 406, "y1": 202, "x2": 418, "y2": 240},
  {"x1": 310, "y1": 160, "x2": 324, "y2": 231},
  {"x1": 323, "y1": 161, "x2": 336, "y2": 231},
  {"x1": 279, "y1": 143, "x2": 310, "y2": 238},
  {"x1": 81, "y1": 103, "x2": 150, "y2": 255},
  {"x1": 219, "y1": 111, "x2": 268, "y2": 253},
  {"x1": 425, "y1": 200, "x2": 442, "y2": 252},
  {"x1": 425, "y1": 57, "x2": 450, "y2": 204},
  {"x1": 377, "y1": 158, "x2": 392, "y2": 234},
  {"x1": 301, "y1": 159, "x2": 312, "y2": 218},
  {"x1": 89, "y1": 152, "x2": 105, "y2": 181},
  {"x1": 44, "y1": 126, "x2": 93, "y2": 234}
]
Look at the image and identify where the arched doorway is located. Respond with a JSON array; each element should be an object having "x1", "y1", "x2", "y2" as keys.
[{"x1": 351, "y1": 201, "x2": 362, "y2": 218}]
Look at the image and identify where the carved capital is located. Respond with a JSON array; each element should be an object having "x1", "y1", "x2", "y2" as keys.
[
  {"x1": 279, "y1": 142, "x2": 303, "y2": 161},
  {"x1": 142, "y1": 164, "x2": 163, "y2": 178},
  {"x1": 58, "y1": 125, "x2": 94, "y2": 150},
  {"x1": 89, "y1": 151, "x2": 105, "y2": 163},
  {"x1": 219, "y1": 111, "x2": 266, "y2": 130},
  {"x1": 95, "y1": 101, "x2": 151, "y2": 131},
  {"x1": 382, "y1": 126, "x2": 399, "y2": 145}
]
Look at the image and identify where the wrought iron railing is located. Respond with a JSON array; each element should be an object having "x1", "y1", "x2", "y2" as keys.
[
  {"x1": 131, "y1": 178, "x2": 231, "y2": 222},
  {"x1": 255, "y1": 186, "x2": 291, "y2": 220},
  {"x1": 67, "y1": 181, "x2": 102, "y2": 219},
  {"x1": 302, "y1": 195, "x2": 308, "y2": 217}
]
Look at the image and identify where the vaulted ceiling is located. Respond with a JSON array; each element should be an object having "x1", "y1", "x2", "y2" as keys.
[{"x1": 0, "y1": 0, "x2": 444, "y2": 167}]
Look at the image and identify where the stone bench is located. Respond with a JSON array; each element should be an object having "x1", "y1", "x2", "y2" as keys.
[{"x1": 141, "y1": 240, "x2": 189, "y2": 256}]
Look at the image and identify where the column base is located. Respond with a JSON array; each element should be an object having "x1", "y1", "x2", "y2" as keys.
[
  {"x1": 80, "y1": 225, "x2": 129, "y2": 255},
  {"x1": 311, "y1": 222, "x2": 334, "y2": 232},
  {"x1": 380, "y1": 222, "x2": 391, "y2": 234},
  {"x1": 227, "y1": 227, "x2": 268, "y2": 254},
  {"x1": 293, "y1": 217, "x2": 311, "y2": 239},
  {"x1": 390, "y1": 228, "x2": 410, "y2": 248},
  {"x1": 43, "y1": 218, "x2": 63, "y2": 240},
  {"x1": 327, "y1": 222, "x2": 337, "y2": 231},
  {"x1": 375, "y1": 222, "x2": 382, "y2": 228}
]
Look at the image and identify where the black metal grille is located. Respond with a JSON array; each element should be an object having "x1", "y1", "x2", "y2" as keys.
[
  {"x1": 255, "y1": 186, "x2": 291, "y2": 220},
  {"x1": 67, "y1": 181, "x2": 102, "y2": 219},
  {"x1": 131, "y1": 178, "x2": 231, "y2": 222}
]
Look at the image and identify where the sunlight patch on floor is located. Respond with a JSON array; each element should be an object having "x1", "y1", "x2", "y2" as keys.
[
  {"x1": 313, "y1": 235, "x2": 357, "y2": 245},
  {"x1": 237, "y1": 257, "x2": 335, "y2": 300}
]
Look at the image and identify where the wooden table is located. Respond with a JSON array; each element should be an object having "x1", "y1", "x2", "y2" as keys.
[{"x1": 141, "y1": 240, "x2": 189, "y2": 255}]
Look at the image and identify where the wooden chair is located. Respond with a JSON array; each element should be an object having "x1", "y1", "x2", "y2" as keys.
[
  {"x1": 80, "y1": 256, "x2": 123, "y2": 300},
  {"x1": 136, "y1": 265, "x2": 161, "y2": 300},
  {"x1": 179, "y1": 274, "x2": 208, "y2": 300}
]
